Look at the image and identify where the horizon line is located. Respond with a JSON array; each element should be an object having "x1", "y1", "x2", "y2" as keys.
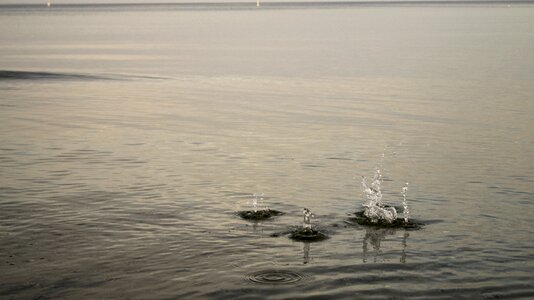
[{"x1": 2, "y1": 0, "x2": 534, "y2": 6}]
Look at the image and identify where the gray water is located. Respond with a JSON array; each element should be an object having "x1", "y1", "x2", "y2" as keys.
[{"x1": 1, "y1": 2, "x2": 534, "y2": 299}]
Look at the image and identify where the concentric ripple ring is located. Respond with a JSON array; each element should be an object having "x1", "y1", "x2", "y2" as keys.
[{"x1": 247, "y1": 270, "x2": 304, "y2": 285}]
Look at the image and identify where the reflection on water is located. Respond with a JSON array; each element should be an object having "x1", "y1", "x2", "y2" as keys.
[
  {"x1": 401, "y1": 231, "x2": 408, "y2": 264},
  {"x1": 251, "y1": 222, "x2": 260, "y2": 233},
  {"x1": 303, "y1": 242, "x2": 311, "y2": 264},
  {"x1": 362, "y1": 228, "x2": 409, "y2": 264}
]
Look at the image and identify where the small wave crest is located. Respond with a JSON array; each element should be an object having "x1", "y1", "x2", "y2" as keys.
[
  {"x1": 0, "y1": 70, "x2": 168, "y2": 81},
  {"x1": 0, "y1": 70, "x2": 106, "y2": 81}
]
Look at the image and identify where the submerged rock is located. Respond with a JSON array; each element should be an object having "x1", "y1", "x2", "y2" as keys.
[
  {"x1": 351, "y1": 210, "x2": 423, "y2": 229},
  {"x1": 289, "y1": 227, "x2": 329, "y2": 242},
  {"x1": 238, "y1": 209, "x2": 284, "y2": 221}
]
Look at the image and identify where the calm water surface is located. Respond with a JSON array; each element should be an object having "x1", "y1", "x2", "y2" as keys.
[{"x1": 1, "y1": 2, "x2": 534, "y2": 299}]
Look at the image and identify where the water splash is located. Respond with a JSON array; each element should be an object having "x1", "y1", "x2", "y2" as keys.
[
  {"x1": 252, "y1": 193, "x2": 264, "y2": 212},
  {"x1": 288, "y1": 208, "x2": 328, "y2": 242},
  {"x1": 355, "y1": 169, "x2": 421, "y2": 229},
  {"x1": 402, "y1": 183, "x2": 409, "y2": 222},
  {"x1": 303, "y1": 208, "x2": 313, "y2": 230},
  {"x1": 361, "y1": 169, "x2": 397, "y2": 224},
  {"x1": 238, "y1": 193, "x2": 283, "y2": 221}
]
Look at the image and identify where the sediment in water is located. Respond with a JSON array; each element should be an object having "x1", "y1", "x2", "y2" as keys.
[
  {"x1": 351, "y1": 210, "x2": 423, "y2": 229},
  {"x1": 289, "y1": 227, "x2": 329, "y2": 242},
  {"x1": 238, "y1": 209, "x2": 284, "y2": 221}
]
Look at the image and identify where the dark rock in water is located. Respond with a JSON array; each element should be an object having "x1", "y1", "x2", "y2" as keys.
[
  {"x1": 289, "y1": 227, "x2": 328, "y2": 242},
  {"x1": 238, "y1": 209, "x2": 284, "y2": 221},
  {"x1": 355, "y1": 217, "x2": 421, "y2": 229},
  {"x1": 351, "y1": 211, "x2": 424, "y2": 229}
]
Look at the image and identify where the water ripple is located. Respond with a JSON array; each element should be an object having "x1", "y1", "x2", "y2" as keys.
[{"x1": 247, "y1": 270, "x2": 305, "y2": 285}]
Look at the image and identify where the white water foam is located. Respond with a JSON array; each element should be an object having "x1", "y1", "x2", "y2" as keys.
[{"x1": 361, "y1": 169, "x2": 398, "y2": 224}]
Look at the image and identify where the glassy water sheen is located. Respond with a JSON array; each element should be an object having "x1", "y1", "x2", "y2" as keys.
[{"x1": 1, "y1": 2, "x2": 534, "y2": 299}]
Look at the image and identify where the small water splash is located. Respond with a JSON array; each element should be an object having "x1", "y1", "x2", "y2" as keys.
[
  {"x1": 288, "y1": 208, "x2": 328, "y2": 242},
  {"x1": 361, "y1": 169, "x2": 397, "y2": 224},
  {"x1": 252, "y1": 193, "x2": 264, "y2": 212},
  {"x1": 303, "y1": 208, "x2": 313, "y2": 230},
  {"x1": 402, "y1": 183, "x2": 409, "y2": 222},
  {"x1": 238, "y1": 193, "x2": 283, "y2": 221}
]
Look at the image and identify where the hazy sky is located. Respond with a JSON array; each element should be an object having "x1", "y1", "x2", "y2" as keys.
[
  {"x1": 0, "y1": 0, "x2": 518, "y2": 3},
  {"x1": 0, "y1": 0, "x2": 359, "y2": 4},
  {"x1": 0, "y1": 0, "x2": 245, "y2": 3},
  {"x1": 0, "y1": 0, "x2": 277, "y2": 4},
  {"x1": 6, "y1": 0, "x2": 343, "y2": 3},
  {"x1": 3, "y1": 0, "x2": 361, "y2": 4}
]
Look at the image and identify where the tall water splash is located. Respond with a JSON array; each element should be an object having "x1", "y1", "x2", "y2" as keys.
[
  {"x1": 361, "y1": 169, "x2": 397, "y2": 223},
  {"x1": 362, "y1": 168, "x2": 383, "y2": 206},
  {"x1": 303, "y1": 208, "x2": 312, "y2": 230},
  {"x1": 402, "y1": 183, "x2": 409, "y2": 222}
]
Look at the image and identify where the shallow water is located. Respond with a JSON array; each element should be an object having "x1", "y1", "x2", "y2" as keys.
[{"x1": 1, "y1": 2, "x2": 534, "y2": 299}]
